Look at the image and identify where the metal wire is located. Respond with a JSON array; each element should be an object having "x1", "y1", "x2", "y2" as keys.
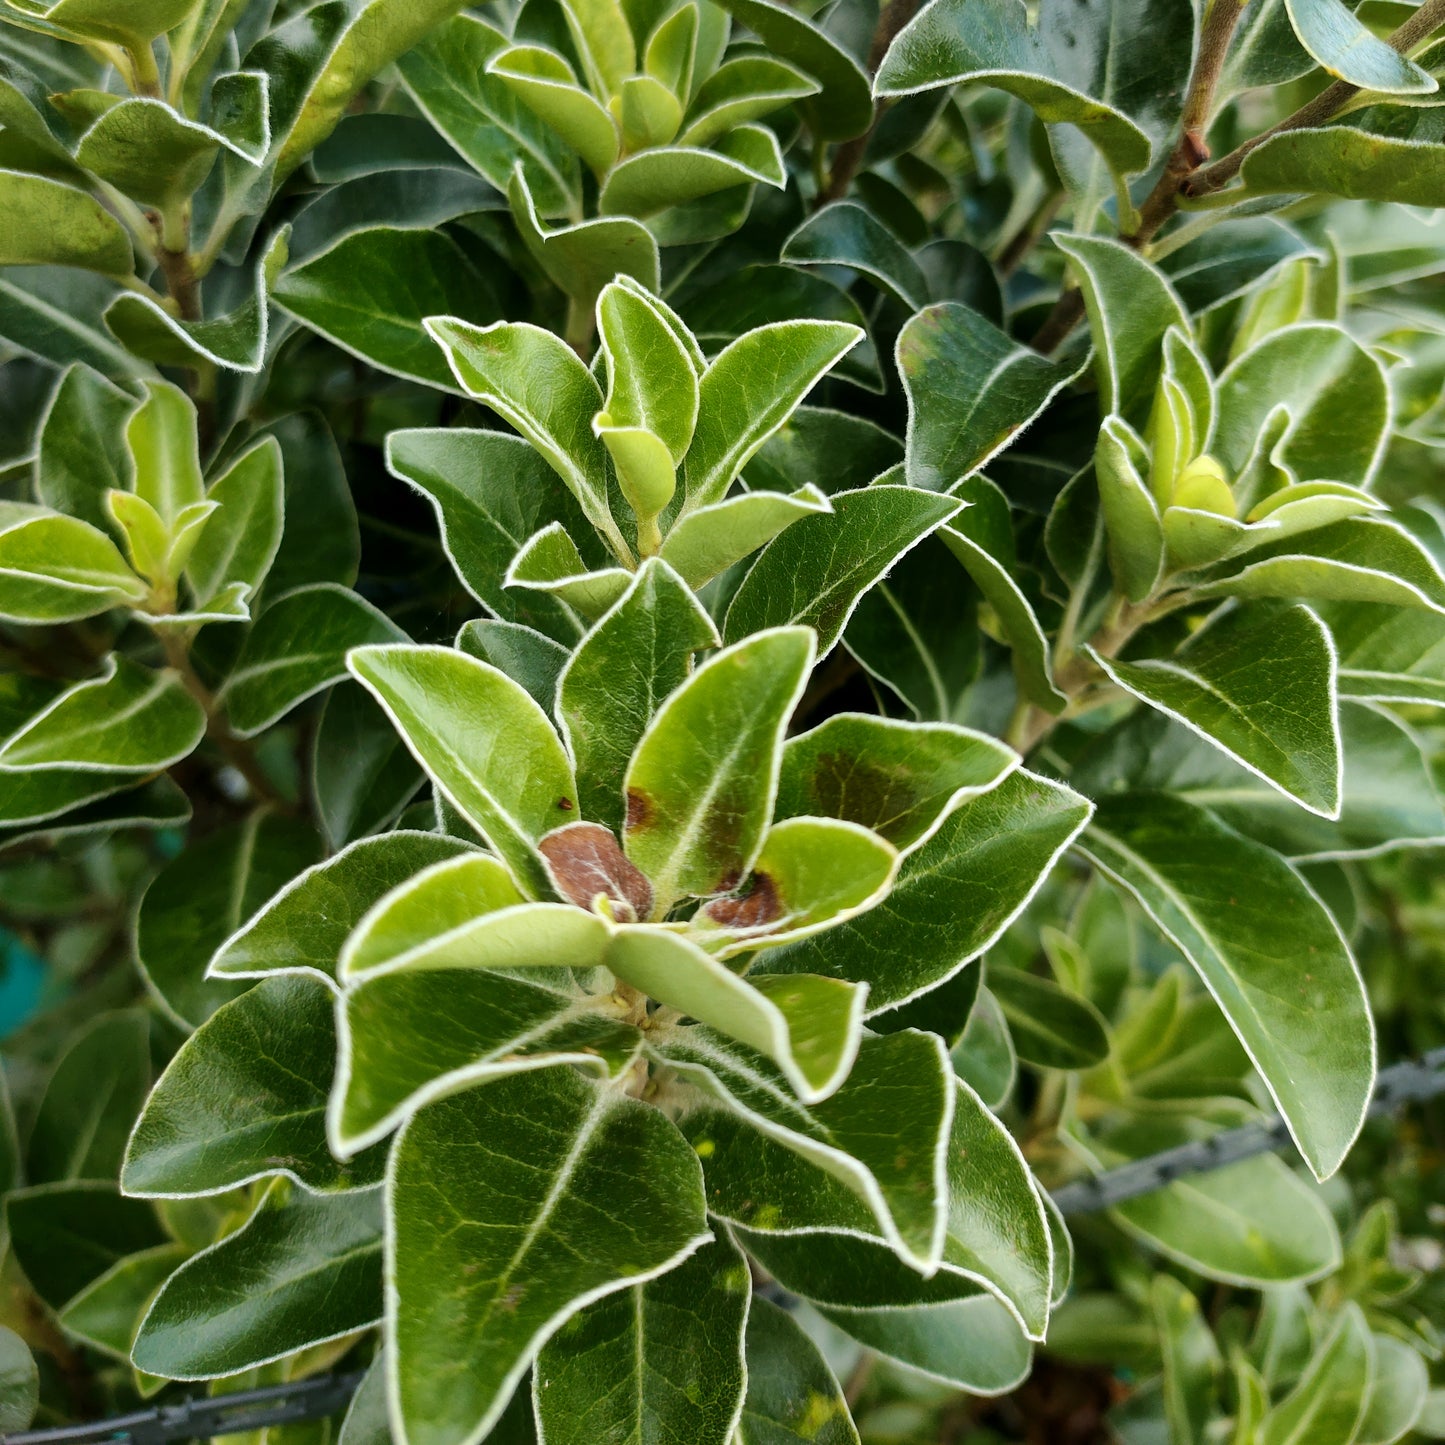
[
  {"x1": 3, "y1": 1050, "x2": 1442, "y2": 1444},
  {"x1": 1049, "y1": 1048, "x2": 1445, "y2": 1216}
]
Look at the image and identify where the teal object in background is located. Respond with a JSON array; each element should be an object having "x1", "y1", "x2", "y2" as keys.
[{"x1": 0, "y1": 929, "x2": 46, "y2": 1037}]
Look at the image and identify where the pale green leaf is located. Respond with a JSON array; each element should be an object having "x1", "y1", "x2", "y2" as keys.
[{"x1": 0, "y1": 169, "x2": 133, "y2": 275}]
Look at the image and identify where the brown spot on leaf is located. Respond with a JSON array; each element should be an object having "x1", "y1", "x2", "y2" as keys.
[
  {"x1": 557, "y1": 797, "x2": 574, "y2": 811},
  {"x1": 625, "y1": 788, "x2": 652, "y2": 831},
  {"x1": 540, "y1": 822, "x2": 653, "y2": 921},
  {"x1": 704, "y1": 872, "x2": 783, "y2": 931}
]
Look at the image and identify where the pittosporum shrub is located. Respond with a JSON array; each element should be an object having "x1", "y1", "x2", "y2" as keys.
[{"x1": 0, "y1": 0, "x2": 1443, "y2": 1440}]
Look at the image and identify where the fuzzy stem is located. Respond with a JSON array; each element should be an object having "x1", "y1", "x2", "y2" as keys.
[{"x1": 159, "y1": 628, "x2": 291, "y2": 809}]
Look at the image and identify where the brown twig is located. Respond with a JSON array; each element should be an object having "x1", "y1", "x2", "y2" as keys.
[
  {"x1": 817, "y1": 0, "x2": 922, "y2": 205},
  {"x1": 1188, "y1": 0, "x2": 1445, "y2": 192},
  {"x1": 1030, "y1": 0, "x2": 1445, "y2": 353},
  {"x1": 159, "y1": 628, "x2": 292, "y2": 810}
]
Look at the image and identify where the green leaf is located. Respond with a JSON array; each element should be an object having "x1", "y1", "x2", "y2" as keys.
[
  {"x1": 843, "y1": 535, "x2": 982, "y2": 721},
  {"x1": 220, "y1": 583, "x2": 406, "y2": 736},
  {"x1": 210, "y1": 831, "x2": 473, "y2": 987},
  {"x1": 1043, "y1": 0, "x2": 1196, "y2": 224},
  {"x1": 1258, "y1": 1302, "x2": 1372, "y2": 1445},
  {"x1": 659, "y1": 484, "x2": 830, "y2": 590},
  {"x1": 783, "y1": 201, "x2": 929, "y2": 311},
  {"x1": 1053, "y1": 235, "x2": 1191, "y2": 421},
  {"x1": 0, "y1": 657, "x2": 203, "y2": 773},
  {"x1": 623, "y1": 626, "x2": 812, "y2": 906},
  {"x1": 388, "y1": 1065, "x2": 709, "y2": 1445},
  {"x1": 598, "y1": 126, "x2": 786, "y2": 216},
  {"x1": 1197, "y1": 517, "x2": 1445, "y2": 617},
  {"x1": 124, "y1": 975, "x2": 384, "y2": 1198},
  {"x1": 1240, "y1": 125, "x2": 1445, "y2": 207},
  {"x1": 5, "y1": 1181, "x2": 166, "y2": 1310},
  {"x1": 874, "y1": 0, "x2": 1153, "y2": 178},
  {"x1": 0, "y1": 1327, "x2": 39, "y2": 1432},
  {"x1": 273, "y1": 0, "x2": 469, "y2": 183},
  {"x1": 1080, "y1": 793, "x2": 1374, "y2": 1179},
  {"x1": 397, "y1": 14, "x2": 579, "y2": 215},
  {"x1": 273, "y1": 227, "x2": 505, "y2": 391},
  {"x1": 133, "y1": 1180, "x2": 383, "y2": 1379},
  {"x1": 897, "y1": 302, "x2": 1083, "y2": 491},
  {"x1": 682, "y1": 319, "x2": 863, "y2": 512},
  {"x1": 1214, "y1": 323, "x2": 1389, "y2": 489},
  {"x1": 719, "y1": 1070, "x2": 1051, "y2": 1335},
  {"x1": 135, "y1": 812, "x2": 323, "y2": 1030},
  {"x1": 709, "y1": 0, "x2": 873, "y2": 141},
  {"x1": 263, "y1": 412, "x2": 359, "y2": 596},
  {"x1": 1283, "y1": 0, "x2": 1435, "y2": 92},
  {"x1": 458, "y1": 621, "x2": 570, "y2": 713},
  {"x1": 940, "y1": 479, "x2": 1068, "y2": 712},
  {"x1": 695, "y1": 816, "x2": 898, "y2": 958},
  {"x1": 681, "y1": 54, "x2": 816, "y2": 146},
  {"x1": 34, "y1": 362, "x2": 134, "y2": 533},
  {"x1": 58, "y1": 1244, "x2": 189, "y2": 1363},
  {"x1": 1150, "y1": 1275, "x2": 1220, "y2": 1445},
  {"x1": 313, "y1": 684, "x2": 425, "y2": 848},
  {"x1": 774, "y1": 715, "x2": 1016, "y2": 855},
  {"x1": 1096, "y1": 415, "x2": 1165, "y2": 602},
  {"x1": 1091, "y1": 602, "x2": 1341, "y2": 817},
  {"x1": 0, "y1": 774, "x2": 189, "y2": 850},
  {"x1": 489, "y1": 43, "x2": 620, "y2": 177},
  {"x1": 348, "y1": 643, "x2": 578, "y2": 898},
  {"x1": 7, "y1": 0, "x2": 197, "y2": 47},
  {"x1": 757, "y1": 769, "x2": 1092, "y2": 1010},
  {"x1": 533, "y1": 1232, "x2": 749, "y2": 1445},
  {"x1": 558, "y1": 558, "x2": 717, "y2": 832},
  {"x1": 989, "y1": 967, "x2": 1111, "y2": 1070},
  {"x1": 744, "y1": 406, "x2": 902, "y2": 498},
  {"x1": 0, "y1": 503, "x2": 145, "y2": 622},
  {"x1": 1095, "y1": 1119, "x2": 1342, "y2": 1285},
  {"x1": 26, "y1": 1009, "x2": 149, "y2": 1184},
  {"x1": 123, "y1": 379, "x2": 204, "y2": 527},
  {"x1": 723, "y1": 486, "x2": 960, "y2": 657},
  {"x1": 333, "y1": 954, "x2": 642, "y2": 1155},
  {"x1": 664, "y1": 1025, "x2": 952, "y2": 1269},
  {"x1": 508, "y1": 166, "x2": 658, "y2": 312},
  {"x1": 506, "y1": 522, "x2": 633, "y2": 620},
  {"x1": 388, "y1": 428, "x2": 596, "y2": 641},
  {"x1": 1326, "y1": 599, "x2": 1445, "y2": 707},
  {"x1": 426, "y1": 317, "x2": 629, "y2": 561},
  {"x1": 609, "y1": 927, "x2": 866, "y2": 1100},
  {"x1": 104, "y1": 227, "x2": 285, "y2": 374},
  {"x1": 186, "y1": 436, "x2": 284, "y2": 609},
  {"x1": 820, "y1": 1295, "x2": 1031, "y2": 1393},
  {"x1": 1356, "y1": 1333, "x2": 1429, "y2": 1445},
  {"x1": 951, "y1": 984, "x2": 1016, "y2": 1108},
  {"x1": 0, "y1": 169, "x2": 134, "y2": 275},
  {"x1": 597, "y1": 280, "x2": 698, "y2": 467},
  {"x1": 735, "y1": 1298, "x2": 859, "y2": 1445},
  {"x1": 73, "y1": 97, "x2": 228, "y2": 209},
  {"x1": 336, "y1": 851, "x2": 532, "y2": 979}
]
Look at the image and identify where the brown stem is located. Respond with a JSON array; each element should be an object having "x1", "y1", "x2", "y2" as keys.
[
  {"x1": 996, "y1": 191, "x2": 1065, "y2": 276},
  {"x1": 817, "y1": 0, "x2": 921, "y2": 205},
  {"x1": 160, "y1": 629, "x2": 291, "y2": 809},
  {"x1": 1188, "y1": 0, "x2": 1445, "y2": 192},
  {"x1": 1030, "y1": 0, "x2": 1248, "y2": 351},
  {"x1": 156, "y1": 244, "x2": 201, "y2": 321}
]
